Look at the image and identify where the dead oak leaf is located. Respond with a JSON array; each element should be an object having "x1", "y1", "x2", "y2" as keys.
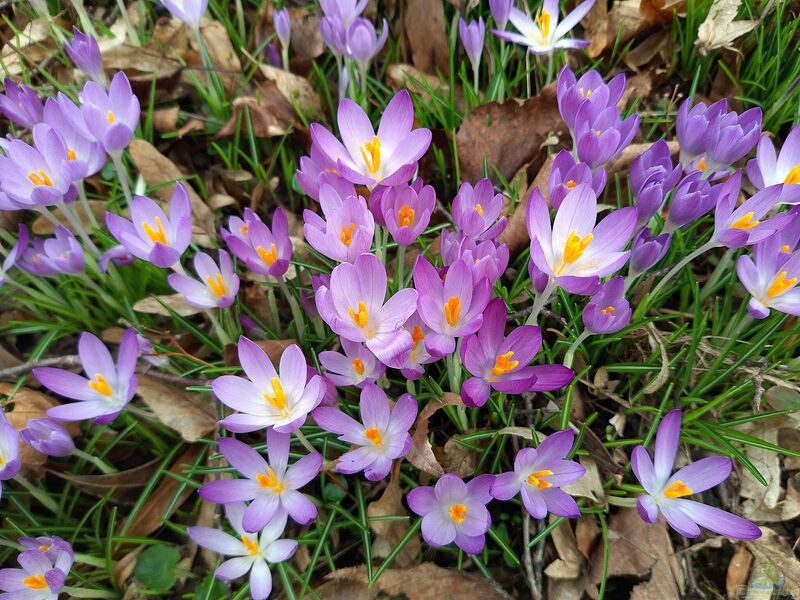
[
  {"x1": 135, "y1": 375, "x2": 216, "y2": 442},
  {"x1": 405, "y1": 392, "x2": 463, "y2": 477},
  {"x1": 695, "y1": 0, "x2": 758, "y2": 56}
]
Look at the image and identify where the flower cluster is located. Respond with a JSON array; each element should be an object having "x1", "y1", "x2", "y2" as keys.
[{"x1": 0, "y1": 536, "x2": 73, "y2": 600}]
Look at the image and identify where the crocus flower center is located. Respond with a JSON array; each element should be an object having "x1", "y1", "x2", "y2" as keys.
[
  {"x1": 0, "y1": 455, "x2": 4, "y2": 466},
  {"x1": 785, "y1": 164, "x2": 800, "y2": 185},
  {"x1": 565, "y1": 180, "x2": 577, "y2": 190},
  {"x1": 730, "y1": 211, "x2": 760, "y2": 230},
  {"x1": 67, "y1": 148, "x2": 77, "y2": 160},
  {"x1": 475, "y1": 203, "x2": 484, "y2": 216},
  {"x1": 535, "y1": 9, "x2": 551, "y2": 40},
  {"x1": 398, "y1": 204, "x2": 415, "y2": 227},
  {"x1": 348, "y1": 301, "x2": 369, "y2": 328},
  {"x1": 780, "y1": 245, "x2": 791, "y2": 253},
  {"x1": 663, "y1": 479, "x2": 692, "y2": 499},
  {"x1": 697, "y1": 156, "x2": 707, "y2": 171},
  {"x1": 241, "y1": 535, "x2": 260, "y2": 556},
  {"x1": 257, "y1": 243, "x2": 278, "y2": 265},
  {"x1": 526, "y1": 469, "x2": 554, "y2": 489},
  {"x1": 352, "y1": 357, "x2": 365, "y2": 375},
  {"x1": 239, "y1": 223, "x2": 249, "y2": 235},
  {"x1": 491, "y1": 351, "x2": 519, "y2": 377},
  {"x1": 88, "y1": 373, "x2": 113, "y2": 396},
  {"x1": 27, "y1": 169, "x2": 53, "y2": 187},
  {"x1": 365, "y1": 427, "x2": 383, "y2": 446},
  {"x1": 359, "y1": 135, "x2": 381, "y2": 175},
  {"x1": 560, "y1": 231, "x2": 593, "y2": 271},
  {"x1": 263, "y1": 377, "x2": 288, "y2": 413},
  {"x1": 256, "y1": 467, "x2": 285, "y2": 494},
  {"x1": 449, "y1": 503, "x2": 468, "y2": 524},
  {"x1": 107, "y1": 111, "x2": 115, "y2": 123},
  {"x1": 578, "y1": 87, "x2": 592, "y2": 98},
  {"x1": 444, "y1": 296, "x2": 461, "y2": 327},
  {"x1": 23, "y1": 575, "x2": 47, "y2": 590},
  {"x1": 143, "y1": 217, "x2": 168, "y2": 245},
  {"x1": 600, "y1": 306, "x2": 615, "y2": 314},
  {"x1": 340, "y1": 223, "x2": 356, "y2": 247},
  {"x1": 767, "y1": 271, "x2": 797, "y2": 298},
  {"x1": 411, "y1": 325, "x2": 424, "y2": 350},
  {"x1": 206, "y1": 273, "x2": 228, "y2": 298},
  {"x1": 38, "y1": 545, "x2": 50, "y2": 551}
]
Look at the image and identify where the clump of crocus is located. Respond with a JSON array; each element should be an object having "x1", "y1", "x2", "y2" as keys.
[
  {"x1": 452, "y1": 179, "x2": 506, "y2": 241},
  {"x1": 490, "y1": 429, "x2": 585, "y2": 518},
  {"x1": 440, "y1": 230, "x2": 510, "y2": 285},
  {"x1": 34, "y1": 329, "x2": 138, "y2": 424},
  {"x1": 630, "y1": 140, "x2": 682, "y2": 228},
  {"x1": 0, "y1": 411, "x2": 21, "y2": 500},
  {"x1": 314, "y1": 384, "x2": 417, "y2": 480},
  {"x1": 737, "y1": 231, "x2": 800, "y2": 319},
  {"x1": 747, "y1": 125, "x2": 800, "y2": 191},
  {"x1": 222, "y1": 207, "x2": 293, "y2": 278},
  {"x1": 199, "y1": 430, "x2": 321, "y2": 532},
  {"x1": 18, "y1": 227, "x2": 85, "y2": 277},
  {"x1": 319, "y1": 339, "x2": 385, "y2": 388},
  {"x1": 382, "y1": 180, "x2": 436, "y2": 246},
  {"x1": 573, "y1": 100, "x2": 640, "y2": 170},
  {"x1": 213, "y1": 337, "x2": 325, "y2": 432},
  {"x1": 64, "y1": 27, "x2": 106, "y2": 85},
  {"x1": 632, "y1": 410, "x2": 761, "y2": 539},
  {"x1": 43, "y1": 95, "x2": 106, "y2": 181},
  {"x1": 0, "y1": 78, "x2": 43, "y2": 128},
  {"x1": 548, "y1": 149, "x2": 607, "y2": 210},
  {"x1": 663, "y1": 171, "x2": 721, "y2": 233},
  {"x1": 79, "y1": 72, "x2": 140, "y2": 154},
  {"x1": 491, "y1": 1, "x2": 594, "y2": 56},
  {"x1": 408, "y1": 473, "x2": 494, "y2": 554},
  {"x1": 556, "y1": 67, "x2": 625, "y2": 134},
  {"x1": 168, "y1": 250, "x2": 240, "y2": 309},
  {"x1": 303, "y1": 180, "x2": 374, "y2": 263}
]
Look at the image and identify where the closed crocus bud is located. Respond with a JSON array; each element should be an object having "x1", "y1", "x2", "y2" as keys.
[
  {"x1": 664, "y1": 171, "x2": 721, "y2": 233},
  {"x1": 320, "y1": 15, "x2": 347, "y2": 56},
  {"x1": 274, "y1": 8, "x2": 291, "y2": 49},
  {"x1": 583, "y1": 277, "x2": 631, "y2": 335},
  {"x1": 64, "y1": 28, "x2": 106, "y2": 85},
  {"x1": 20, "y1": 418, "x2": 75, "y2": 457},
  {"x1": 18, "y1": 226, "x2": 85, "y2": 277},
  {"x1": 0, "y1": 78, "x2": 43, "y2": 129},
  {"x1": 556, "y1": 67, "x2": 626, "y2": 133},
  {"x1": 346, "y1": 17, "x2": 388, "y2": 72},
  {"x1": 704, "y1": 107, "x2": 762, "y2": 175},
  {"x1": 490, "y1": 0, "x2": 512, "y2": 29},
  {"x1": 574, "y1": 104, "x2": 640, "y2": 170},
  {"x1": 629, "y1": 227, "x2": 671, "y2": 275},
  {"x1": 459, "y1": 17, "x2": 485, "y2": 70},
  {"x1": 675, "y1": 98, "x2": 727, "y2": 167},
  {"x1": 630, "y1": 140, "x2": 682, "y2": 194}
]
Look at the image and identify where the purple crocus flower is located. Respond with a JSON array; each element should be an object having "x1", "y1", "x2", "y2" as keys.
[
  {"x1": 407, "y1": 473, "x2": 494, "y2": 554},
  {"x1": 440, "y1": 229, "x2": 510, "y2": 285},
  {"x1": 20, "y1": 418, "x2": 75, "y2": 457},
  {"x1": 214, "y1": 337, "x2": 325, "y2": 433},
  {"x1": 0, "y1": 549, "x2": 72, "y2": 600},
  {"x1": 296, "y1": 145, "x2": 341, "y2": 201},
  {"x1": 315, "y1": 253, "x2": 418, "y2": 368},
  {"x1": 64, "y1": 28, "x2": 105, "y2": 85},
  {"x1": 413, "y1": 256, "x2": 491, "y2": 357},
  {"x1": 490, "y1": 429, "x2": 585, "y2": 518},
  {"x1": 737, "y1": 233, "x2": 800, "y2": 319},
  {"x1": 222, "y1": 207, "x2": 293, "y2": 278},
  {"x1": 0, "y1": 78, "x2": 43, "y2": 128},
  {"x1": 107, "y1": 186, "x2": 191, "y2": 268},
  {"x1": 168, "y1": 250, "x2": 239, "y2": 309},
  {"x1": 314, "y1": 383, "x2": 417, "y2": 481},
  {"x1": 188, "y1": 505, "x2": 297, "y2": 600},
  {"x1": 18, "y1": 537, "x2": 73, "y2": 566},
  {"x1": 0, "y1": 224, "x2": 30, "y2": 287},
  {"x1": 382, "y1": 180, "x2": 436, "y2": 246},
  {"x1": 79, "y1": 72, "x2": 140, "y2": 153},
  {"x1": 0, "y1": 411, "x2": 21, "y2": 499},
  {"x1": 319, "y1": 339, "x2": 385, "y2": 388},
  {"x1": 43, "y1": 95, "x2": 105, "y2": 181},
  {"x1": 459, "y1": 17, "x2": 485, "y2": 71},
  {"x1": 98, "y1": 245, "x2": 135, "y2": 272},
  {"x1": 199, "y1": 430, "x2": 321, "y2": 531},
  {"x1": 400, "y1": 312, "x2": 438, "y2": 380},
  {"x1": 309, "y1": 90, "x2": 432, "y2": 188},
  {"x1": 582, "y1": 276, "x2": 631, "y2": 334},
  {"x1": 676, "y1": 98, "x2": 727, "y2": 167},
  {"x1": 574, "y1": 103, "x2": 640, "y2": 171},
  {"x1": 35, "y1": 329, "x2": 138, "y2": 424},
  {"x1": 663, "y1": 171, "x2": 722, "y2": 233},
  {"x1": 320, "y1": 16, "x2": 348, "y2": 57},
  {"x1": 556, "y1": 67, "x2": 626, "y2": 133},
  {"x1": 303, "y1": 180, "x2": 374, "y2": 263},
  {"x1": 630, "y1": 140, "x2": 682, "y2": 227},
  {"x1": 18, "y1": 226, "x2": 85, "y2": 277},
  {"x1": 548, "y1": 149, "x2": 607, "y2": 211},
  {"x1": 274, "y1": 8, "x2": 291, "y2": 50},
  {"x1": 490, "y1": 0, "x2": 513, "y2": 29},
  {"x1": 632, "y1": 410, "x2": 761, "y2": 539},
  {"x1": 161, "y1": 0, "x2": 208, "y2": 29},
  {"x1": 320, "y1": 0, "x2": 367, "y2": 25},
  {"x1": 460, "y1": 298, "x2": 574, "y2": 408},
  {"x1": 629, "y1": 227, "x2": 672, "y2": 276},
  {"x1": 703, "y1": 107, "x2": 762, "y2": 175},
  {"x1": 452, "y1": 179, "x2": 507, "y2": 241},
  {"x1": 527, "y1": 184, "x2": 636, "y2": 294},
  {"x1": 747, "y1": 126, "x2": 800, "y2": 191},
  {"x1": 491, "y1": 2, "x2": 594, "y2": 54},
  {"x1": 346, "y1": 18, "x2": 388, "y2": 72}
]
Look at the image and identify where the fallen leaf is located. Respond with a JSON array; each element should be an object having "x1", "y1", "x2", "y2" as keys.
[
  {"x1": 642, "y1": 323, "x2": 670, "y2": 395},
  {"x1": 199, "y1": 18, "x2": 242, "y2": 90},
  {"x1": 217, "y1": 80, "x2": 297, "y2": 138},
  {"x1": 739, "y1": 421, "x2": 781, "y2": 514},
  {"x1": 132, "y1": 293, "x2": 204, "y2": 317},
  {"x1": 253, "y1": 339, "x2": 298, "y2": 364},
  {"x1": 113, "y1": 545, "x2": 145, "y2": 588},
  {"x1": 153, "y1": 106, "x2": 180, "y2": 133},
  {"x1": 102, "y1": 43, "x2": 185, "y2": 102},
  {"x1": 135, "y1": 375, "x2": 216, "y2": 442},
  {"x1": 498, "y1": 152, "x2": 555, "y2": 255},
  {"x1": 583, "y1": 0, "x2": 609, "y2": 57},
  {"x1": 366, "y1": 463, "x2": 420, "y2": 568},
  {"x1": 562, "y1": 457, "x2": 605, "y2": 504},
  {"x1": 624, "y1": 32, "x2": 672, "y2": 70},
  {"x1": 259, "y1": 64, "x2": 322, "y2": 117},
  {"x1": 576, "y1": 515, "x2": 601, "y2": 560},
  {"x1": 404, "y1": 0, "x2": 450, "y2": 76},
  {"x1": 436, "y1": 431, "x2": 480, "y2": 477},
  {"x1": 727, "y1": 545, "x2": 753, "y2": 600},
  {"x1": 545, "y1": 519, "x2": 584, "y2": 580},
  {"x1": 31, "y1": 201, "x2": 109, "y2": 235},
  {"x1": 49, "y1": 458, "x2": 162, "y2": 505},
  {"x1": 405, "y1": 393, "x2": 463, "y2": 477},
  {"x1": 744, "y1": 527, "x2": 800, "y2": 596},
  {"x1": 386, "y1": 63, "x2": 449, "y2": 101},
  {"x1": 695, "y1": 0, "x2": 758, "y2": 56},
  {"x1": 1, "y1": 19, "x2": 55, "y2": 77},
  {"x1": 289, "y1": 12, "x2": 325, "y2": 62}
]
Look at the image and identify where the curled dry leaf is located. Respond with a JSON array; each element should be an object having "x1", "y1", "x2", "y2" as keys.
[
  {"x1": 695, "y1": 0, "x2": 758, "y2": 56},
  {"x1": 366, "y1": 462, "x2": 420, "y2": 568},
  {"x1": 739, "y1": 420, "x2": 781, "y2": 515},
  {"x1": 545, "y1": 519, "x2": 584, "y2": 580},
  {"x1": 135, "y1": 375, "x2": 217, "y2": 442},
  {"x1": 583, "y1": 0, "x2": 609, "y2": 58},
  {"x1": 404, "y1": 0, "x2": 450, "y2": 76},
  {"x1": 132, "y1": 293, "x2": 204, "y2": 317},
  {"x1": 405, "y1": 392, "x2": 463, "y2": 477},
  {"x1": 153, "y1": 106, "x2": 181, "y2": 133},
  {"x1": 436, "y1": 431, "x2": 481, "y2": 477},
  {"x1": 562, "y1": 457, "x2": 605, "y2": 504},
  {"x1": 1, "y1": 19, "x2": 55, "y2": 77},
  {"x1": 259, "y1": 64, "x2": 322, "y2": 117},
  {"x1": 726, "y1": 545, "x2": 753, "y2": 600},
  {"x1": 199, "y1": 18, "x2": 243, "y2": 91},
  {"x1": 49, "y1": 458, "x2": 162, "y2": 505}
]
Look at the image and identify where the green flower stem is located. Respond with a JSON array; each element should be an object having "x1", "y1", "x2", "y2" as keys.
[
  {"x1": 110, "y1": 152, "x2": 133, "y2": 207},
  {"x1": 279, "y1": 278, "x2": 306, "y2": 341},
  {"x1": 563, "y1": 330, "x2": 592, "y2": 369},
  {"x1": 72, "y1": 447, "x2": 118, "y2": 474},
  {"x1": 14, "y1": 474, "x2": 59, "y2": 513}
]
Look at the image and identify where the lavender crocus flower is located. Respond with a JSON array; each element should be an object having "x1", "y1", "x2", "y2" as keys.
[
  {"x1": 314, "y1": 384, "x2": 417, "y2": 481},
  {"x1": 459, "y1": 17, "x2": 485, "y2": 71},
  {"x1": 222, "y1": 207, "x2": 293, "y2": 278},
  {"x1": 309, "y1": 90, "x2": 432, "y2": 188},
  {"x1": 490, "y1": 429, "x2": 585, "y2": 518},
  {"x1": 629, "y1": 227, "x2": 672, "y2": 276},
  {"x1": 168, "y1": 250, "x2": 239, "y2": 309},
  {"x1": 452, "y1": 179, "x2": 507, "y2": 241},
  {"x1": 548, "y1": 149, "x2": 607, "y2": 211},
  {"x1": 407, "y1": 474, "x2": 494, "y2": 554},
  {"x1": 18, "y1": 537, "x2": 73, "y2": 566},
  {"x1": 20, "y1": 419, "x2": 75, "y2": 457},
  {"x1": 400, "y1": 312, "x2": 438, "y2": 380},
  {"x1": 574, "y1": 103, "x2": 640, "y2": 170},
  {"x1": 199, "y1": 430, "x2": 321, "y2": 531},
  {"x1": 460, "y1": 298, "x2": 574, "y2": 407},
  {"x1": 214, "y1": 337, "x2": 325, "y2": 433},
  {"x1": 319, "y1": 339, "x2": 385, "y2": 388},
  {"x1": 274, "y1": 8, "x2": 291, "y2": 50},
  {"x1": 490, "y1": 0, "x2": 512, "y2": 29},
  {"x1": 492, "y1": 2, "x2": 594, "y2": 54},
  {"x1": 43, "y1": 95, "x2": 105, "y2": 181},
  {"x1": 346, "y1": 17, "x2": 388, "y2": 73},
  {"x1": 702, "y1": 107, "x2": 762, "y2": 176},
  {"x1": 440, "y1": 230, "x2": 510, "y2": 285},
  {"x1": 556, "y1": 67, "x2": 626, "y2": 133},
  {"x1": 296, "y1": 144, "x2": 340, "y2": 201},
  {"x1": 0, "y1": 78, "x2": 43, "y2": 128},
  {"x1": 79, "y1": 72, "x2": 140, "y2": 153},
  {"x1": 161, "y1": 0, "x2": 208, "y2": 29},
  {"x1": 320, "y1": 0, "x2": 367, "y2": 25},
  {"x1": 189, "y1": 505, "x2": 297, "y2": 600},
  {"x1": 582, "y1": 277, "x2": 631, "y2": 334},
  {"x1": 630, "y1": 140, "x2": 682, "y2": 227},
  {"x1": 0, "y1": 412, "x2": 21, "y2": 500},
  {"x1": 64, "y1": 28, "x2": 106, "y2": 85},
  {"x1": 663, "y1": 171, "x2": 721, "y2": 233},
  {"x1": 18, "y1": 226, "x2": 85, "y2": 277},
  {"x1": 737, "y1": 233, "x2": 800, "y2": 319},
  {"x1": 98, "y1": 245, "x2": 134, "y2": 272},
  {"x1": 675, "y1": 98, "x2": 727, "y2": 168},
  {"x1": 34, "y1": 329, "x2": 138, "y2": 424},
  {"x1": 632, "y1": 410, "x2": 761, "y2": 539},
  {"x1": 382, "y1": 180, "x2": 435, "y2": 246},
  {"x1": 303, "y1": 180, "x2": 374, "y2": 263},
  {"x1": 413, "y1": 256, "x2": 492, "y2": 357},
  {"x1": 747, "y1": 126, "x2": 800, "y2": 191},
  {"x1": 315, "y1": 253, "x2": 418, "y2": 368},
  {"x1": 0, "y1": 549, "x2": 72, "y2": 600},
  {"x1": 0, "y1": 224, "x2": 29, "y2": 287}
]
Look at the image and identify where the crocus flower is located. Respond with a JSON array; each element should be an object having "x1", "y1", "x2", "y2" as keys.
[
  {"x1": 98, "y1": 245, "x2": 135, "y2": 272},
  {"x1": 747, "y1": 126, "x2": 800, "y2": 191},
  {"x1": 319, "y1": 339, "x2": 385, "y2": 388},
  {"x1": 400, "y1": 312, "x2": 438, "y2": 380},
  {"x1": 214, "y1": 337, "x2": 325, "y2": 433},
  {"x1": 490, "y1": 429, "x2": 585, "y2": 518},
  {"x1": 107, "y1": 186, "x2": 191, "y2": 268},
  {"x1": 490, "y1": 0, "x2": 512, "y2": 29},
  {"x1": 0, "y1": 129, "x2": 74, "y2": 208},
  {"x1": 199, "y1": 430, "x2": 321, "y2": 531},
  {"x1": 459, "y1": 17, "x2": 485, "y2": 72},
  {"x1": 319, "y1": 16, "x2": 348, "y2": 57},
  {"x1": 663, "y1": 171, "x2": 721, "y2": 233},
  {"x1": 222, "y1": 207, "x2": 293, "y2": 278},
  {"x1": 314, "y1": 384, "x2": 417, "y2": 481},
  {"x1": 346, "y1": 17, "x2": 388, "y2": 73},
  {"x1": 64, "y1": 27, "x2": 106, "y2": 85},
  {"x1": 296, "y1": 145, "x2": 341, "y2": 201},
  {"x1": 582, "y1": 276, "x2": 631, "y2": 334},
  {"x1": 43, "y1": 95, "x2": 105, "y2": 181},
  {"x1": 35, "y1": 329, "x2": 138, "y2": 424},
  {"x1": 702, "y1": 106, "x2": 762, "y2": 176},
  {"x1": 20, "y1": 419, "x2": 75, "y2": 457},
  {"x1": 548, "y1": 149, "x2": 607, "y2": 210},
  {"x1": 274, "y1": 8, "x2": 291, "y2": 50},
  {"x1": 382, "y1": 180, "x2": 436, "y2": 246},
  {"x1": 628, "y1": 227, "x2": 671, "y2": 276},
  {"x1": 574, "y1": 103, "x2": 640, "y2": 171},
  {"x1": 18, "y1": 226, "x2": 85, "y2": 277},
  {"x1": 440, "y1": 230, "x2": 510, "y2": 285},
  {"x1": 556, "y1": 67, "x2": 626, "y2": 133},
  {"x1": 413, "y1": 256, "x2": 492, "y2": 357},
  {"x1": 526, "y1": 184, "x2": 636, "y2": 294},
  {"x1": 303, "y1": 180, "x2": 374, "y2": 263},
  {"x1": 0, "y1": 78, "x2": 43, "y2": 128},
  {"x1": 79, "y1": 72, "x2": 140, "y2": 153},
  {"x1": 736, "y1": 233, "x2": 800, "y2": 319},
  {"x1": 452, "y1": 179, "x2": 507, "y2": 241},
  {"x1": 315, "y1": 253, "x2": 418, "y2": 368},
  {"x1": 161, "y1": 0, "x2": 208, "y2": 29},
  {"x1": 460, "y1": 298, "x2": 574, "y2": 407},
  {"x1": 407, "y1": 474, "x2": 494, "y2": 554},
  {"x1": 188, "y1": 505, "x2": 297, "y2": 600},
  {"x1": 675, "y1": 98, "x2": 727, "y2": 168},
  {"x1": 630, "y1": 140, "x2": 682, "y2": 227},
  {"x1": 0, "y1": 224, "x2": 29, "y2": 287},
  {"x1": 0, "y1": 549, "x2": 72, "y2": 600},
  {"x1": 632, "y1": 410, "x2": 761, "y2": 539},
  {"x1": 320, "y1": 0, "x2": 367, "y2": 25},
  {"x1": 18, "y1": 537, "x2": 73, "y2": 566},
  {"x1": 309, "y1": 90, "x2": 432, "y2": 188},
  {"x1": 168, "y1": 250, "x2": 239, "y2": 309},
  {"x1": 0, "y1": 412, "x2": 21, "y2": 500},
  {"x1": 492, "y1": 1, "x2": 593, "y2": 55}
]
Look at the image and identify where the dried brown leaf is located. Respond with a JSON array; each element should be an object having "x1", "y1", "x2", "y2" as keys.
[
  {"x1": 744, "y1": 528, "x2": 800, "y2": 596},
  {"x1": 386, "y1": 63, "x2": 449, "y2": 100},
  {"x1": 584, "y1": 0, "x2": 609, "y2": 57},
  {"x1": 199, "y1": 19, "x2": 242, "y2": 90},
  {"x1": 562, "y1": 457, "x2": 605, "y2": 504},
  {"x1": 545, "y1": 519, "x2": 584, "y2": 580},
  {"x1": 366, "y1": 463, "x2": 420, "y2": 568},
  {"x1": 405, "y1": 392, "x2": 463, "y2": 476},
  {"x1": 217, "y1": 80, "x2": 297, "y2": 139},
  {"x1": 404, "y1": 0, "x2": 450, "y2": 76},
  {"x1": 135, "y1": 375, "x2": 216, "y2": 442},
  {"x1": 259, "y1": 64, "x2": 322, "y2": 117},
  {"x1": 437, "y1": 431, "x2": 480, "y2": 477},
  {"x1": 132, "y1": 293, "x2": 204, "y2": 317},
  {"x1": 695, "y1": 0, "x2": 758, "y2": 56},
  {"x1": 49, "y1": 458, "x2": 161, "y2": 505},
  {"x1": 153, "y1": 106, "x2": 180, "y2": 133},
  {"x1": 726, "y1": 545, "x2": 753, "y2": 600}
]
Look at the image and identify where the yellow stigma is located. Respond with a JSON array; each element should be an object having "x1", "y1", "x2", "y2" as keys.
[
  {"x1": 491, "y1": 351, "x2": 519, "y2": 377},
  {"x1": 767, "y1": 271, "x2": 797, "y2": 298},
  {"x1": 449, "y1": 503, "x2": 468, "y2": 524},
  {"x1": 38, "y1": 545, "x2": 50, "y2": 551},
  {"x1": 475, "y1": 203, "x2": 484, "y2": 216},
  {"x1": 780, "y1": 244, "x2": 791, "y2": 253},
  {"x1": 359, "y1": 135, "x2": 381, "y2": 175},
  {"x1": 560, "y1": 230, "x2": 593, "y2": 272},
  {"x1": 784, "y1": 164, "x2": 800, "y2": 185},
  {"x1": 340, "y1": 223, "x2": 356, "y2": 247},
  {"x1": 444, "y1": 296, "x2": 461, "y2": 327},
  {"x1": 206, "y1": 273, "x2": 228, "y2": 298},
  {"x1": 0, "y1": 455, "x2": 3, "y2": 466},
  {"x1": 578, "y1": 87, "x2": 592, "y2": 98},
  {"x1": 527, "y1": 469, "x2": 554, "y2": 489},
  {"x1": 600, "y1": 305, "x2": 615, "y2": 314},
  {"x1": 565, "y1": 180, "x2": 577, "y2": 190},
  {"x1": 348, "y1": 301, "x2": 369, "y2": 328},
  {"x1": 663, "y1": 480, "x2": 693, "y2": 499},
  {"x1": 88, "y1": 373, "x2": 112, "y2": 396},
  {"x1": 411, "y1": 325, "x2": 424, "y2": 350},
  {"x1": 241, "y1": 535, "x2": 259, "y2": 556},
  {"x1": 256, "y1": 467, "x2": 285, "y2": 494},
  {"x1": 256, "y1": 243, "x2": 278, "y2": 265},
  {"x1": 143, "y1": 216, "x2": 168, "y2": 245},
  {"x1": 697, "y1": 156, "x2": 707, "y2": 171},
  {"x1": 398, "y1": 204, "x2": 415, "y2": 228},
  {"x1": 27, "y1": 169, "x2": 53, "y2": 187},
  {"x1": 107, "y1": 110, "x2": 115, "y2": 124},
  {"x1": 23, "y1": 575, "x2": 47, "y2": 590},
  {"x1": 67, "y1": 148, "x2": 77, "y2": 161},
  {"x1": 263, "y1": 377, "x2": 287, "y2": 412},
  {"x1": 730, "y1": 211, "x2": 760, "y2": 230},
  {"x1": 239, "y1": 223, "x2": 249, "y2": 235},
  {"x1": 535, "y1": 9, "x2": 551, "y2": 39},
  {"x1": 352, "y1": 357, "x2": 365, "y2": 375},
  {"x1": 365, "y1": 427, "x2": 383, "y2": 446}
]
